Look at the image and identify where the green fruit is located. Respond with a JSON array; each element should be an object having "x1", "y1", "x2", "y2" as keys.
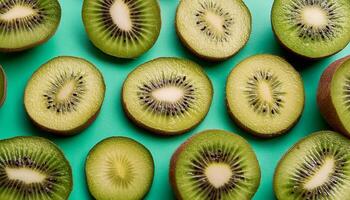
[
  {"x1": 82, "y1": 0, "x2": 161, "y2": 59},
  {"x1": 175, "y1": 0, "x2": 251, "y2": 61},
  {"x1": 271, "y1": 0, "x2": 350, "y2": 59},
  {"x1": 24, "y1": 56, "x2": 106, "y2": 135},
  {"x1": 274, "y1": 131, "x2": 350, "y2": 200},
  {"x1": 170, "y1": 130, "x2": 261, "y2": 200},
  {"x1": 226, "y1": 54, "x2": 305, "y2": 137},
  {"x1": 85, "y1": 136, "x2": 154, "y2": 200},
  {"x1": 317, "y1": 55, "x2": 350, "y2": 137},
  {"x1": 0, "y1": 65, "x2": 6, "y2": 107},
  {"x1": 0, "y1": 136, "x2": 72, "y2": 200},
  {"x1": 0, "y1": 0, "x2": 61, "y2": 52},
  {"x1": 122, "y1": 57, "x2": 213, "y2": 135}
]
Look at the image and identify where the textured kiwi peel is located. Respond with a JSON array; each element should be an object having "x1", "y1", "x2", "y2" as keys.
[
  {"x1": 0, "y1": 65, "x2": 6, "y2": 107},
  {"x1": 317, "y1": 55, "x2": 350, "y2": 137}
]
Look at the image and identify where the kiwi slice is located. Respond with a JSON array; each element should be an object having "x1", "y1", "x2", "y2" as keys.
[
  {"x1": 317, "y1": 55, "x2": 350, "y2": 137},
  {"x1": 274, "y1": 131, "x2": 350, "y2": 199},
  {"x1": 226, "y1": 54, "x2": 305, "y2": 137},
  {"x1": 0, "y1": 0, "x2": 61, "y2": 52},
  {"x1": 0, "y1": 136, "x2": 72, "y2": 200},
  {"x1": 82, "y1": 0, "x2": 161, "y2": 59},
  {"x1": 24, "y1": 56, "x2": 106, "y2": 135},
  {"x1": 0, "y1": 65, "x2": 6, "y2": 107},
  {"x1": 175, "y1": 0, "x2": 251, "y2": 61},
  {"x1": 85, "y1": 136, "x2": 154, "y2": 200},
  {"x1": 170, "y1": 130, "x2": 261, "y2": 200},
  {"x1": 122, "y1": 57, "x2": 213, "y2": 135},
  {"x1": 271, "y1": 0, "x2": 350, "y2": 59}
]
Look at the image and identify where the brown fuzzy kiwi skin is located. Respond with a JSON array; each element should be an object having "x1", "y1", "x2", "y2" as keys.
[
  {"x1": 0, "y1": 65, "x2": 7, "y2": 107},
  {"x1": 121, "y1": 57, "x2": 213, "y2": 136},
  {"x1": 24, "y1": 56, "x2": 106, "y2": 136},
  {"x1": 0, "y1": 5, "x2": 61, "y2": 53},
  {"x1": 317, "y1": 55, "x2": 350, "y2": 137},
  {"x1": 175, "y1": 1, "x2": 252, "y2": 62}
]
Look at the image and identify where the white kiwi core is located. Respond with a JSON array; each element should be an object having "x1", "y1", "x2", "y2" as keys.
[
  {"x1": 258, "y1": 81, "x2": 274, "y2": 103},
  {"x1": 301, "y1": 6, "x2": 328, "y2": 27},
  {"x1": 109, "y1": 0, "x2": 132, "y2": 31},
  {"x1": 205, "y1": 11, "x2": 225, "y2": 34},
  {"x1": 0, "y1": 6, "x2": 35, "y2": 21},
  {"x1": 56, "y1": 80, "x2": 76, "y2": 102},
  {"x1": 304, "y1": 157, "x2": 335, "y2": 190},
  {"x1": 5, "y1": 167, "x2": 47, "y2": 184},
  {"x1": 152, "y1": 86, "x2": 184, "y2": 103},
  {"x1": 205, "y1": 163, "x2": 233, "y2": 188}
]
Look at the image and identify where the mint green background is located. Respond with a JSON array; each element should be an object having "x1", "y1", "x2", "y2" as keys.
[{"x1": 0, "y1": 0, "x2": 349, "y2": 199}]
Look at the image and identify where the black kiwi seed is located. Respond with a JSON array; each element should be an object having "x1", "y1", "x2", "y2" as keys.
[{"x1": 343, "y1": 76, "x2": 350, "y2": 111}]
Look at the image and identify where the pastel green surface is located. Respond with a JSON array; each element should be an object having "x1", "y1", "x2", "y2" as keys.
[{"x1": 0, "y1": 0, "x2": 349, "y2": 199}]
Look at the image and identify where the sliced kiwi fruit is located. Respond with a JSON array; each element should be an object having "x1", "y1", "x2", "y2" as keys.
[
  {"x1": 170, "y1": 129, "x2": 261, "y2": 200},
  {"x1": 226, "y1": 54, "x2": 305, "y2": 137},
  {"x1": 24, "y1": 56, "x2": 106, "y2": 135},
  {"x1": 82, "y1": 0, "x2": 161, "y2": 59},
  {"x1": 317, "y1": 55, "x2": 350, "y2": 137},
  {"x1": 175, "y1": 0, "x2": 251, "y2": 61},
  {"x1": 0, "y1": 136, "x2": 72, "y2": 200},
  {"x1": 122, "y1": 57, "x2": 213, "y2": 135},
  {"x1": 274, "y1": 131, "x2": 350, "y2": 200},
  {"x1": 85, "y1": 136, "x2": 154, "y2": 200},
  {"x1": 0, "y1": 0, "x2": 61, "y2": 52},
  {"x1": 0, "y1": 65, "x2": 6, "y2": 107},
  {"x1": 271, "y1": 0, "x2": 350, "y2": 59}
]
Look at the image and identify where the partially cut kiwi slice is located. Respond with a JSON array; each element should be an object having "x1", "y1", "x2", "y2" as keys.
[
  {"x1": 0, "y1": 136, "x2": 72, "y2": 200},
  {"x1": 226, "y1": 54, "x2": 305, "y2": 137},
  {"x1": 85, "y1": 136, "x2": 154, "y2": 200},
  {"x1": 271, "y1": 0, "x2": 350, "y2": 59},
  {"x1": 175, "y1": 0, "x2": 251, "y2": 61},
  {"x1": 0, "y1": 65, "x2": 6, "y2": 107},
  {"x1": 24, "y1": 56, "x2": 106, "y2": 135},
  {"x1": 0, "y1": 0, "x2": 61, "y2": 52},
  {"x1": 122, "y1": 57, "x2": 213, "y2": 135},
  {"x1": 274, "y1": 131, "x2": 350, "y2": 200},
  {"x1": 170, "y1": 130, "x2": 261, "y2": 200},
  {"x1": 317, "y1": 55, "x2": 350, "y2": 137},
  {"x1": 82, "y1": 0, "x2": 161, "y2": 58}
]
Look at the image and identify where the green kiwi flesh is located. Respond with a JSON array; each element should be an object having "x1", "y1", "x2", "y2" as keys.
[
  {"x1": 226, "y1": 54, "x2": 305, "y2": 137},
  {"x1": 317, "y1": 55, "x2": 350, "y2": 137},
  {"x1": 170, "y1": 130, "x2": 261, "y2": 200},
  {"x1": 271, "y1": 0, "x2": 350, "y2": 59},
  {"x1": 0, "y1": 65, "x2": 6, "y2": 107},
  {"x1": 82, "y1": 0, "x2": 161, "y2": 59},
  {"x1": 122, "y1": 57, "x2": 213, "y2": 135},
  {"x1": 0, "y1": 0, "x2": 61, "y2": 52},
  {"x1": 85, "y1": 136, "x2": 154, "y2": 200},
  {"x1": 0, "y1": 136, "x2": 72, "y2": 200},
  {"x1": 24, "y1": 56, "x2": 106, "y2": 135},
  {"x1": 176, "y1": 0, "x2": 251, "y2": 61},
  {"x1": 274, "y1": 131, "x2": 350, "y2": 200}
]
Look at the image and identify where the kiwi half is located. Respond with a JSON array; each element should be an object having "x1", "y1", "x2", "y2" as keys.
[
  {"x1": 0, "y1": 136, "x2": 72, "y2": 200},
  {"x1": 24, "y1": 56, "x2": 106, "y2": 135},
  {"x1": 317, "y1": 55, "x2": 350, "y2": 137},
  {"x1": 226, "y1": 54, "x2": 305, "y2": 137},
  {"x1": 85, "y1": 136, "x2": 154, "y2": 200},
  {"x1": 0, "y1": 0, "x2": 61, "y2": 52},
  {"x1": 82, "y1": 0, "x2": 161, "y2": 59},
  {"x1": 274, "y1": 131, "x2": 350, "y2": 200},
  {"x1": 271, "y1": 0, "x2": 350, "y2": 59},
  {"x1": 122, "y1": 57, "x2": 213, "y2": 135},
  {"x1": 170, "y1": 130, "x2": 261, "y2": 200},
  {"x1": 175, "y1": 0, "x2": 251, "y2": 61},
  {"x1": 0, "y1": 65, "x2": 6, "y2": 107}
]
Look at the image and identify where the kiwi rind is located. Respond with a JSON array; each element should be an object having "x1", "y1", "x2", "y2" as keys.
[
  {"x1": 170, "y1": 129, "x2": 261, "y2": 200},
  {"x1": 24, "y1": 56, "x2": 106, "y2": 136},
  {"x1": 175, "y1": 0, "x2": 252, "y2": 61},
  {"x1": 122, "y1": 57, "x2": 213, "y2": 136},
  {"x1": 0, "y1": 136, "x2": 73, "y2": 200},
  {"x1": 317, "y1": 55, "x2": 350, "y2": 137},
  {"x1": 0, "y1": 65, "x2": 7, "y2": 107},
  {"x1": 85, "y1": 136, "x2": 154, "y2": 200},
  {"x1": 0, "y1": 0, "x2": 62, "y2": 52}
]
